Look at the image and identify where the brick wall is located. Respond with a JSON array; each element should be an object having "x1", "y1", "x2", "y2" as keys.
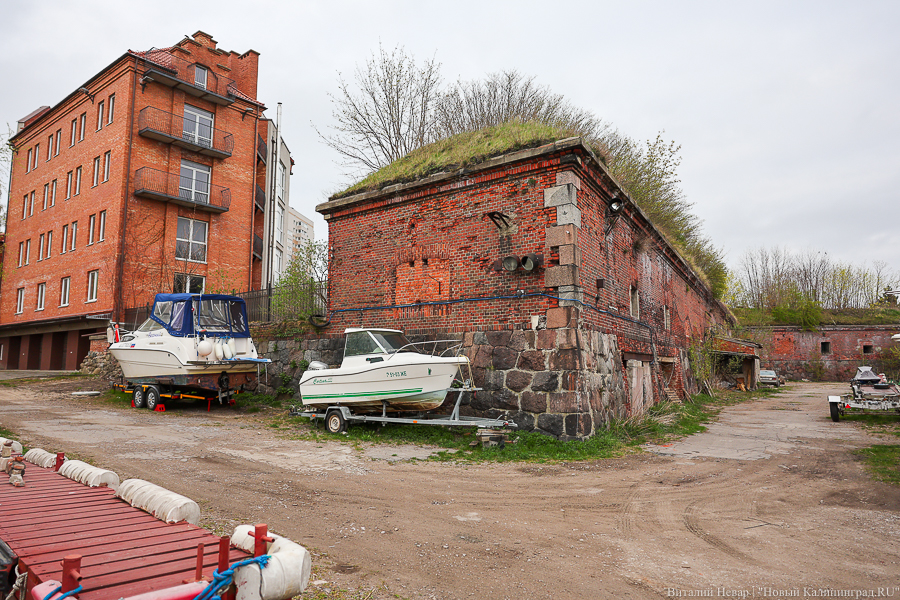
[
  {"x1": 313, "y1": 139, "x2": 733, "y2": 438},
  {"x1": 744, "y1": 326, "x2": 898, "y2": 381}
]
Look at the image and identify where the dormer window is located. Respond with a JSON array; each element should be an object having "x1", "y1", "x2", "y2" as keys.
[{"x1": 194, "y1": 65, "x2": 208, "y2": 89}]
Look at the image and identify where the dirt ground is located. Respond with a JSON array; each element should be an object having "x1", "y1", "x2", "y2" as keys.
[{"x1": 1, "y1": 377, "x2": 898, "y2": 599}]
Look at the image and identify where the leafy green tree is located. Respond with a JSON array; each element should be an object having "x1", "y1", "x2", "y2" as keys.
[{"x1": 272, "y1": 240, "x2": 328, "y2": 321}]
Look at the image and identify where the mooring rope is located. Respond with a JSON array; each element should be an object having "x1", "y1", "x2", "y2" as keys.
[{"x1": 192, "y1": 555, "x2": 271, "y2": 600}]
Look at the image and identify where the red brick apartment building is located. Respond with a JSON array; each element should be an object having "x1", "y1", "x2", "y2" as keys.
[
  {"x1": 317, "y1": 138, "x2": 757, "y2": 438},
  {"x1": 1, "y1": 31, "x2": 276, "y2": 370}
]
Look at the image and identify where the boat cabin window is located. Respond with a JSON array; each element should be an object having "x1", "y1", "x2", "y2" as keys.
[
  {"x1": 153, "y1": 301, "x2": 173, "y2": 324},
  {"x1": 370, "y1": 332, "x2": 414, "y2": 353},
  {"x1": 344, "y1": 331, "x2": 414, "y2": 357},
  {"x1": 192, "y1": 299, "x2": 249, "y2": 334},
  {"x1": 136, "y1": 318, "x2": 163, "y2": 332},
  {"x1": 344, "y1": 331, "x2": 382, "y2": 357}
]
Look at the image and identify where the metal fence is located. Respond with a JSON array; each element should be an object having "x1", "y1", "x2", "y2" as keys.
[{"x1": 121, "y1": 282, "x2": 327, "y2": 329}]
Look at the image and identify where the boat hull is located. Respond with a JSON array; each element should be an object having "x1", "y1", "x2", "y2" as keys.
[
  {"x1": 298, "y1": 359, "x2": 463, "y2": 413},
  {"x1": 109, "y1": 347, "x2": 263, "y2": 392}
]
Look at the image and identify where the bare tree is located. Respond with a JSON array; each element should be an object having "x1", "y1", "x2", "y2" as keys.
[
  {"x1": 0, "y1": 124, "x2": 14, "y2": 233},
  {"x1": 315, "y1": 45, "x2": 442, "y2": 176}
]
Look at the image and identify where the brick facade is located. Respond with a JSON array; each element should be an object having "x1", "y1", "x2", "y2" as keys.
[
  {"x1": 0, "y1": 31, "x2": 270, "y2": 369},
  {"x1": 315, "y1": 138, "x2": 736, "y2": 438},
  {"x1": 744, "y1": 325, "x2": 898, "y2": 381}
]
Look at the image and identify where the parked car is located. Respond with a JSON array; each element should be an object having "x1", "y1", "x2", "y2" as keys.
[{"x1": 759, "y1": 369, "x2": 782, "y2": 387}]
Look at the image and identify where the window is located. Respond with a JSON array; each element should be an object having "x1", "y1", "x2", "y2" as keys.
[
  {"x1": 46, "y1": 231, "x2": 52, "y2": 259},
  {"x1": 47, "y1": 135, "x2": 53, "y2": 161},
  {"x1": 25, "y1": 239, "x2": 30, "y2": 265},
  {"x1": 29, "y1": 191, "x2": 34, "y2": 216},
  {"x1": 183, "y1": 105, "x2": 214, "y2": 148},
  {"x1": 15, "y1": 289, "x2": 24, "y2": 315},
  {"x1": 22, "y1": 194, "x2": 27, "y2": 219},
  {"x1": 60, "y1": 277, "x2": 70, "y2": 307},
  {"x1": 92, "y1": 157, "x2": 100, "y2": 187},
  {"x1": 54, "y1": 129, "x2": 61, "y2": 156},
  {"x1": 663, "y1": 306, "x2": 670, "y2": 331},
  {"x1": 43, "y1": 184, "x2": 49, "y2": 210},
  {"x1": 75, "y1": 166, "x2": 82, "y2": 195},
  {"x1": 79, "y1": 113, "x2": 86, "y2": 141},
  {"x1": 61, "y1": 225, "x2": 68, "y2": 254},
  {"x1": 274, "y1": 248, "x2": 283, "y2": 280},
  {"x1": 86, "y1": 270, "x2": 99, "y2": 302},
  {"x1": 821, "y1": 341, "x2": 831, "y2": 354},
  {"x1": 50, "y1": 179, "x2": 57, "y2": 207},
  {"x1": 38, "y1": 234, "x2": 45, "y2": 260},
  {"x1": 98, "y1": 211, "x2": 106, "y2": 241},
  {"x1": 70, "y1": 119, "x2": 77, "y2": 146},
  {"x1": 275, "y1": 204, "x2": 284, "y2": 244},
  {"x1": 32, "y1": 145, "x2": 39, "y2": 170},
  {"x1": 88, "y1": 214, "x2": 96, "y2": 245},
  {"x1": 863, "y1": 344, "x2": 874, "y2": 355},
  {"x1": 36, "y1": 283, "x2": 45, "y2": 311},
  {"x1": 66, "y1": 171, "x2": 73, "y2": 199},
  {"x1": 179, "y1": 160, "x2": 210, "y2": 204},
  {"x1": 26, "y1": 149, "x2": 32, "y2": 173},
  {"x1": 194, "y1": 65, "x2": 208, "y2": 89},
  {"x1": 630, "y1": 286, "x2": 640, "y2": 319},
  {"x1": 276, "y1": 160, "x2": 286, "y2": 201},
  {"x1": 96, "y1": 100, "x2": 104, "y2": 130},
  {"x1": 17, "y1": 242, "x2": 23, "y2": 267},
  {"x1": 107, "y1": 94, "x2": 115, "y2": 123},
  {"x1": 103, "y1": 151, "x2": 111, "y2": 182},
  {"x1": 173, "y1": 273, "x2": 205, "y2": 294},
  {"x1": 175, "y1": 217, "x2": 208, "y2": 262},
  {"x1": 71, "y1": 221, "x2": 77, "y2": 250}
]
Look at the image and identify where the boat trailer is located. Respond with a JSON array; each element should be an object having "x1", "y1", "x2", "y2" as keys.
[{"x1": 292, "y1": 387, "x2": 517, "y2": 434}]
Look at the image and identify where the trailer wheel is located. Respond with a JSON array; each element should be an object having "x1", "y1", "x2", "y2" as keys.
[
  {"x1": 326, "y1": 410, "x2": 347, "y2": 434},
  {"x1": 146, "y1": 386, "x2": 161, "y2": 411},
  {"x1": 830, "y1": 402, "x2": 841, "y2": 422},
  {"x1": 133, "y1": 387, "x2": 147, "y2": 408}
]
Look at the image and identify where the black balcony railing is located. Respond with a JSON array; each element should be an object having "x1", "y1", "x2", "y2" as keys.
[
  {"x1": 134, "y1": 167, "x2": 231, "y2": 213},
  {"x1": 139, "y1": 48, "x2": 236, "y2": 105},
  {"x1": 138, "y1": 107, "x2": 233, "y2": 159},
  {"x1": 253, "y1": 235, "x2": 263, "y2": 259},
  {"x1": 257, "y1": 134, "x2": 267, "y2": 164},
  {"x1": 255, "y1": 184, "x2": 266, "y2": 212}
]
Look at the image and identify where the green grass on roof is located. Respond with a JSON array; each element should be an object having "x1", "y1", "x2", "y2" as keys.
[{"x1": 333, "y1": 121, "x2": 579, "y2": 199}]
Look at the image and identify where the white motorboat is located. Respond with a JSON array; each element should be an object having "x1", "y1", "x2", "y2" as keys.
[
  {"x1": 108, "y1": 293, "x2": 269, "y2": 393},
  {"x1": 297, "y1": 328, "x2": 470, "y2": 413}
]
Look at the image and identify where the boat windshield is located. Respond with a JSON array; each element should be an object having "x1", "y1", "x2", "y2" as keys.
[
  {"x1": 136, "y1": 318, "x2": 164, "y2": 332},
  {"x1": 344, "y1": 331, "x2": 414, "y2": 357},
  {"x1": 193, "y1": 298, "x2": 249, "y2": 334}
]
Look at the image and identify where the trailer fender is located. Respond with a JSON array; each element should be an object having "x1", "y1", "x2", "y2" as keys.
[{"x1": 827, "y1": 396, "x2": 842, "y2": 404}]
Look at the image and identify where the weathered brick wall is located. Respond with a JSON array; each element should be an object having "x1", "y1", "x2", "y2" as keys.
[
  {"x1": 313, "y1": 140, "x2": 732, "y2": 438},
  {"x1": 744, "y1": 326, "x2": 898, "y2": 381}
]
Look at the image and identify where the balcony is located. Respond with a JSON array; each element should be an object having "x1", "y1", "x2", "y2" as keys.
[
  {"x1": 257, "y1": 134, "x2": 267, "y2": 164},
  {"x1": 255, "y1": 184, "x2": 266, "y2": 212},
  {"x1": 134, "y1": 167, "x2": 230, "y2": 213},
  {"x1": 253, "y1": 235, "x2": 263, "y2": 259},
  {"x1": 138, "y1": 107, "x2": 233, "y2": 159},
  {"x1": 139, "y1": 48, "x2": 235, "y2": 106}
]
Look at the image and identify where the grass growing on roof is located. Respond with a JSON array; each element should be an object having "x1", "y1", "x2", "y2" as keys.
[{"x1": 334, "y1": 121, "x2": 577, "y2": 198}]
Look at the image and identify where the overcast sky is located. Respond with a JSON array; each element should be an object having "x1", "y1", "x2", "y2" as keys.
[{"x1": 2, "y1": 1, "x2": 898, "y2": 274}]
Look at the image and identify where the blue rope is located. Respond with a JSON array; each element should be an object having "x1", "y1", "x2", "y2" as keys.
[
  {"x1": 42, "y1": 585, "x2": 83, "y2": 600},
  {"x1": 192, "y1": 555, "x2": 270, "y2": 600}
]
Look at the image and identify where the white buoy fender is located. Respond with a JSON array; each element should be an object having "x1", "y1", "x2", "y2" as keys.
[
  {"x1": 0, "y1": 438, "x2": 24, "y2": 455},
  {"x1": 228, "y1": 338, "x2": 237, "y2": 356},
  {"x1": 198, "y1": 340, "x2": 213, "y2": 357},
  {"x1": 24, "y1": 448, "x2": 58, "y2": 468},
  {"x1": 223, "y1": 342, "x2": 233, "y2": 360},
  {"x1": 231, "y1": 525, "x2": 311, "y2": 600},
  {"x1": 59, "y1": 459, "x2": 119, "y2": 490},
  {"x1": 116, "y1": 478, "x2": 200, "y2": 525},
  {"x1": 215, "y1": 341, "x2": 224, "y2": 360}
]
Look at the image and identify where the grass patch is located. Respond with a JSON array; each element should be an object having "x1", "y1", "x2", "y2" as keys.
[
  {"x1": 733, "y1": 306, "x2": 900, "y2": 327},
  {"x1": 855, "y1": 445, "x2": 900, "y2": 485},
  {"x1": 334, "y1": 121, "x2": 576, "y2": 199},
  {"x1": 274, "y1": 387, "x2": 772, "y2": 463},
  {"x1": 234, "y1": 393, "x2": 283, "y2": 413}
]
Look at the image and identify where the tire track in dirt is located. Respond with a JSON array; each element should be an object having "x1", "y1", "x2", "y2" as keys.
[{"x1": 683, "y1": 500, "x2": 755, "y2": 563}]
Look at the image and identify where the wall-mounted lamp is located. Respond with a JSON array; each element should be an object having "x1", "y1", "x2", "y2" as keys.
[
  {"x1": 521, "y1": 253, "x2": 543, "y2": 272},
  {"x1": 139, "y1": 76, "x2": 154, "y2": 92},
  {"x1": 501, "y1": 256, "x2": 521, "y2": 271},
  {"x1": 605, "y1": 193, "x2": 625, "y2": 235},
  {"x1": 78, "y1": 87, "x2": 96, "y2": 103},
  {"x1": 241, "y1": 107, "x2": 255, "y2": 121}
]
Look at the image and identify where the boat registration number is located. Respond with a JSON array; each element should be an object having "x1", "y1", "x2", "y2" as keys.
[{"x1": 387, "y1": 371, "x2": 407, "y2": 378}]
